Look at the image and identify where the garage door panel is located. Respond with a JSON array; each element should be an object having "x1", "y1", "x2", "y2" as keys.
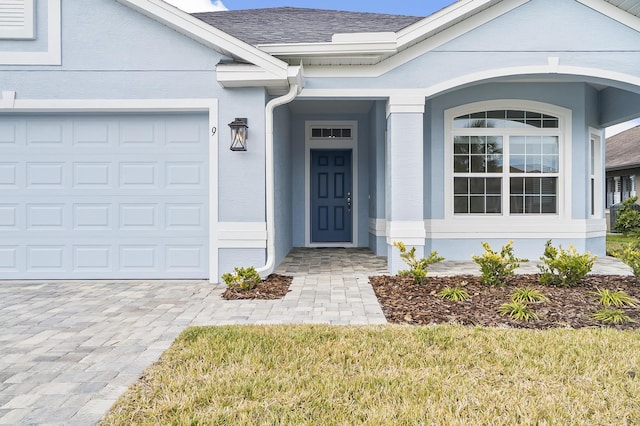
[{"x1": 0, "y1": 113, "x2": 209, "y2": 279}]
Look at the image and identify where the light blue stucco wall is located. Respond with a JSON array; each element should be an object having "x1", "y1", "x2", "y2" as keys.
[
  {"x1": 368, "y1": 101, "x2": 387, "y2": 255},
  {"x1": 273, "y1": 104, "x2": 293, "y2": 265}
]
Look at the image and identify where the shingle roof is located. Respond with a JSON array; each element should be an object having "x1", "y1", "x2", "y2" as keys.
[
  {"x1": 606, "y1": 125, "x2": 640, "y2": 170},
  {"x1": 192, "y1": 7, "x2": 423, "y2": 45}
]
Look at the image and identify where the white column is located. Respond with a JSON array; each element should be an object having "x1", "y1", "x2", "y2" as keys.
[
  {"x1": 385, "y1": 96, "x2": 425, "y2": 273},
  {"x1": 614, "y1": 176, "x2": 622, "y2": 204}
]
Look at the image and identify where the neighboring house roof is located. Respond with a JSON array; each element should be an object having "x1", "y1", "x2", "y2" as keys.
[
  {"x1": 606, "y1": 125, "x2": 640, "y2": 171},
  {"x1": 191, "y1": 7, "x2": 423, "y2": 45}
]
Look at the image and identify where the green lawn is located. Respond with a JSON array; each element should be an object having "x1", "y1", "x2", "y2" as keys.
[
  {"x1": 607, "y1": 233, "x2": 637, "y2": 255},
  {"x1": 100, "y1": 325, "x2": 640, "y2": 425}
]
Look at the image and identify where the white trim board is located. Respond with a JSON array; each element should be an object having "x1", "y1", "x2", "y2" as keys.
[
  {"x1": 217, "y1": 222, "x2": 267, "y2": 248},
  {"x1": 367, "y1": 218, "x2": 607, "y2": 239},
  {"x1": 0, "y1": 95, "x2": 220, "y2": 282},
  {"x1": 304, "y1": 120, "x2": 359, "y2": 248},
  {"x1": 0, "y1": 0, "x2": 61, "y2": 65}
]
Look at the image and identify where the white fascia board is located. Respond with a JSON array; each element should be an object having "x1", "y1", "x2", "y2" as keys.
[
  {"x1": 116, "y1": 0, "x2": 288, "y2": 77},
  {"x1": 258, "y1": 41, "x2": 398, "y2": 57},
  {"x1": 216, "y1": 63, "x2": 303, "y2": 93},
  {"x1": 577, "y1": 0, "x2": 640, "y2": 32},
  {"x1": 216, "y1": 63, "x2": 288, "y2": 88}
]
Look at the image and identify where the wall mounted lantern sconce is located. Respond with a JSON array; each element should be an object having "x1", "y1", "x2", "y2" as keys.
[{"x1": 229, "y1": 118, "x2": 248, "y2": 151}]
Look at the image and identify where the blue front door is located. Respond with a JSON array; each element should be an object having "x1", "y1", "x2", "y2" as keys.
[{"x1": 311, "y1": 149, "x2": 353, "y2": 243}]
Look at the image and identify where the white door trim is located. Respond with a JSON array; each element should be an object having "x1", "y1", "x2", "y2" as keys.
[
  {"x1": 0, "y1": 95, "x2": 219, "y2": 281},
  {"x1": 304, "y1": 120, "x2": 358, "y2": 247}
]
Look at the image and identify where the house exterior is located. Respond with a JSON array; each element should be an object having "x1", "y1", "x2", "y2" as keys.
[
  {"x1": 606, "y1": 125, "x2": 640, "y2": 207},
  {"x1": 2, "y1": 0, "x2": 640, "y2": 282}
]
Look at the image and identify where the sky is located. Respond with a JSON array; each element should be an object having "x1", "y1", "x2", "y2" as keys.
[{"x1": 164, "y1": 0, "x2": 640, "y2": 136}]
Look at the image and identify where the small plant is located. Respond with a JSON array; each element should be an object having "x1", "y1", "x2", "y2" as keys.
[
  {"x1": 592, "y1": 308, "x2": 633, "y2": 324},
  {"x1": 613, "y1": 244, "x2": 640, "y2": 278},
  {"x1": 538, "y1": 240, "x2": 596, "y2": 287},
  {"x1": 472, "y1": 241, "x2": 528, "y2": 286},
  {"x1": 437, "y1": 286, "x2": 471, "y2": 302},
  {"x1": 393, "y1": 241, "x2": 444, "y2": 285},
  {"x1": 614, "y1": 196, "x2": 640, "y2": 235},
  {"x1": 221, "y1": 266, "x2": 261, "y2": 290},
  {"x1": 592, "y1": 288, "x2": 637, "y2": 307},
  {"x1": 498, "y1": 301, "x2": 539, "y2": 321},
  {"x1": 510, "y1": 287, "x2": 549, "y2": 303}
]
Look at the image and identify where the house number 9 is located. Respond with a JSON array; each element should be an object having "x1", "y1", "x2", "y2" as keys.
[{"x1": 211, "y1": 127, "x2": 217, "y2": 136}]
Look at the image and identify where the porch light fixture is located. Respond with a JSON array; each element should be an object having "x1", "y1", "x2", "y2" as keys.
[{"x1": 229, "y1": 117, "x2": 248, "y2": 151}]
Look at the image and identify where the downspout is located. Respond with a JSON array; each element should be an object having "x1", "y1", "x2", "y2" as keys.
[{"x1": 256, "y1": 66, "x2": 303, "y2": 277}]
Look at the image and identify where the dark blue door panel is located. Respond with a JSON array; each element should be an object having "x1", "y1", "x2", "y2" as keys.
[{"x1": 311, "y1": 150, "x2": 352, "y2": 243}]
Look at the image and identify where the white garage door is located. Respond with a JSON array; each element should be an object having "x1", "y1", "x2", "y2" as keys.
[{"x1": 0, "y1": 113, "x2": 209, "y2": 279}]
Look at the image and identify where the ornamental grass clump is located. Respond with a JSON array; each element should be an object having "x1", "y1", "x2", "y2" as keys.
[
  {"x1": 497, "y1": 301, "x2": 539, "y2": 322},
  {"x1": 511, "y1": 287, "x2": 549, "y2": 304},
  {"x1": 593, "y1": 288, "x2": 637, "y2": 308},
  {"x1": 472, "y1": 241, "x2": 528, "y2": 286},
  {"x1": 393, "y1": 241, "x2": 444, "y2": 285},
  {"x1": 221, "y1": 266, "x2": 261, "y2": 291},
  {"x1": 437, "y1": 286, "x2": 471, "y2": 302},
  {"x1": 592, "y1": 308, "x2": 633, "y2": 324},
  {"x1": 538, "y1": 240, "x2": 596, "y2": 287}
]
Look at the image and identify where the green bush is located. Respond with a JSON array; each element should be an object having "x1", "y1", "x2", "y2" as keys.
[
  {"x1": 538, "y1": 240, "x2": 596, "y2": 287},
  {"x1": 614, "y1": 196, "x2": 640, "y2": 235},
  {"x1": 472, "y1": 241, "x2": 528, "y2": 286},
  {"x1": 613, "y1": 244, "x2": 640, "y2": 278},
  {"x1": 393, "y1": 241, "x2": 444, "y2": 285},
  {"x1": 221, "y1": 266, "x2": 261, "y2": 290}
]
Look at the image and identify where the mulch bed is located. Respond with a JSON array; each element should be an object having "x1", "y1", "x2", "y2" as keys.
[
  {"x1": 370, "y1": 274, "x2": 640, "y2": 329},
  {"x1": 222, "y1": 274, "x2": 293, "y2": 300}
]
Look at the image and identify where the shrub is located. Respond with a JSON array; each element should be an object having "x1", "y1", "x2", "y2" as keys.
[
  {"x1": 614, "y1": 196, "x2": 640, "y2": 235},
  {"x1": 472, "y1": 241, "x2": 528, "y2": 286},
  {"x1": 221, "y1": 266, "x2": 261, "y2": 290},
  {"x1": 437, "y1": 286, "x2": 471, "y2": 302},
  {"x1": 538, "y1": 240, "x2": 596, "y2": 287},
  {"x1": 613, "y1": 244, "x2": 640, "y2": 278},
  {"x1": 592, "y1": 288, "x2": 637, "y2": 307},
  {"x1": 510, "y1": 287, "x2": 549, "y2": 304},
  {"x1": 497, "y1": 301, "x2": 539, "y2": 322},
  {"x1": 592, "y1": 308, "x2": 633, "y2": 324},
  {"x1": 393, "y1": 241, "x2": 444, "y2": 285}
]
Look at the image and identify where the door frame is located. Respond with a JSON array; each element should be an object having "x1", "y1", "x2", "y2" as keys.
[{"x1": 305, "y1": 120, "x2": 358, "y2": 247}]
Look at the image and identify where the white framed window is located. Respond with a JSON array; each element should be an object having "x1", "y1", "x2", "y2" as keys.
[
  {"x1": 445, "y1": 100, "x2": 571, "y2": 218},
  {"x1": 0, "y1": 0, "x2": 35, "y2": 40}
]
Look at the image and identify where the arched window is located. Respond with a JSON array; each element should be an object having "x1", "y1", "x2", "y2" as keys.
[{"x1": 449, "y1": 105, "x2": 563, "y2": 216}]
